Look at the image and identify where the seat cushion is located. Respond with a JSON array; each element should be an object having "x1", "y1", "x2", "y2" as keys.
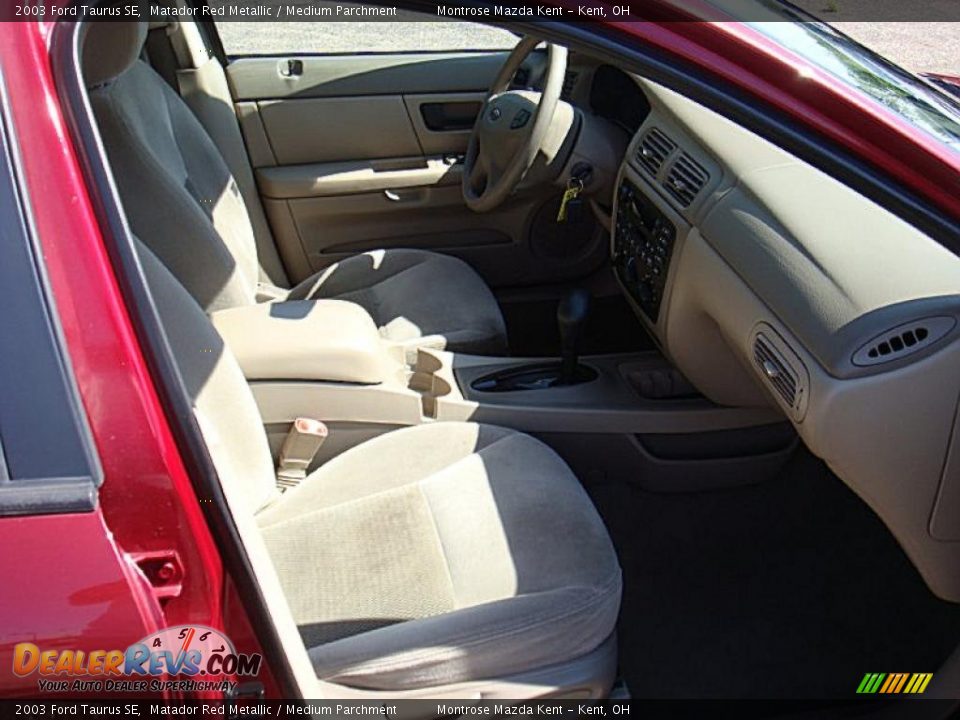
[
  {"x1": 256, "y1": 422, "x2": 621, "y2": 690},
  {"x1": 286, "y1": 249, "x2": 508, "y2": 355}
]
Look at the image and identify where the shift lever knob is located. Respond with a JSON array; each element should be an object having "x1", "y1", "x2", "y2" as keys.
[{"x1": 558, "y1": 288, "x2": 591, "y2": 384}]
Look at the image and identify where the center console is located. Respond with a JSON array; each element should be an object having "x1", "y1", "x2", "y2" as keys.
[{"x1": 612, "y1": 178, "x2": 677, "y2": 323}]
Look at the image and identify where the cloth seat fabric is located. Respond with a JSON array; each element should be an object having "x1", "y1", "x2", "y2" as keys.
[
  {"x1": 134, "y1": 239, "x2": 621, "y2": 691},
  {"x1": 256, "y1": 422, "x2": 621, "y2": 690},
  {"x1": 287, "y1": 250, "x2": 508, "y2": 354},
  {"x1": 84, "y1": 21, "x2": 508, "y2": 355}
]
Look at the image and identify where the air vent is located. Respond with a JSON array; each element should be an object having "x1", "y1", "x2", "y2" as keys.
[
  {"x1": 663, "y1": 152, "x2": 709, "y2": 207},
  {"x1": 636, "y1": 128, "x2": 676, "y2": 177},
  {"x1": 561, "y1": 70, "x2": 579, "y2": 100},
  {"x1": 754, "y1": 334, "x2": 798, "y2": 409},
  {"x1": 852, "y1": 316, "x2": 956, "y2": 367}
]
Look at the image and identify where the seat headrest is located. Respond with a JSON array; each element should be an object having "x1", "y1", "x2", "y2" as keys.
[{"x1": 82, "y1": 21, "x2": 148, "y2": 87}]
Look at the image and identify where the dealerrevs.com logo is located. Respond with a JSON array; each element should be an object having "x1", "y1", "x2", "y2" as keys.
[{"x1": 12, "y1": 625, "x2": 262, "y2": 693}]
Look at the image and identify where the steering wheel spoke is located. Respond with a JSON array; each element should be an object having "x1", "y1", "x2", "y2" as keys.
[
  {"x1": 467, "y1": 147, "x2": 488, "y2": 193},
  {"x1": 461, "y1": 37, "x2": 567, "y2": 213}
]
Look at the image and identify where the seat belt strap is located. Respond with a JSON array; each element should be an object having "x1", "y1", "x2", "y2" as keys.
[
  {"x1": 144, "y1": 25, "x2": 181, "y2": 93},
  {"x1": 277, "y1": 418, "x2": 328, "y2": 491}
]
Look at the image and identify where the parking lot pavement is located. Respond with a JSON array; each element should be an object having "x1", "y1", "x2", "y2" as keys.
[
  {"x1": 218, "y1": 19, "x2": 960, "y2": 77},
  {"x1": 830, "y1": 22, "x2": 960, "y2": 75}
]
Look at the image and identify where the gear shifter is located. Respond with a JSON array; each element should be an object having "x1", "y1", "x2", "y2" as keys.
[
  {"x1": 469, "y1": 288, "x2": 598, "y2": 392},
  {"x1": 558, "y1": 288, "x2": 591, "y2": 385}
]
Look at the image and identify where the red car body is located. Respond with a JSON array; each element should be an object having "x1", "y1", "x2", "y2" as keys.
[{"x1": 0, "y1": 7, "x2": 957, "y2": 699}]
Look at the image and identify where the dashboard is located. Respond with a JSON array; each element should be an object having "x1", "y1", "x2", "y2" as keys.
[
  {"x1": 585, "y1": 65, "x2": 651, "y2": 133},
  {"x1": 603, "y1": 76, "x2": 960, "y2": 605},
  {"x1": 518, "y1": 54, "x2": 650, "y2": 134}
]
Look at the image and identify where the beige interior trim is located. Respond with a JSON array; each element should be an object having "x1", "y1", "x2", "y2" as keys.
[
  {"x1": 249, "y1": 349, "x2": 779, "y2": 439},
  {"x1": 235, "y1": 101, "x2": 277, "y2": 168},
  {"x1": 607, "y1": 76, "x2": 960, "y2": 601},
  {"x1": 257, "y1": 157, "x2": 461, "y2": 199},
  {"x1": 403, "y1": 91, "x2": 485, "y2": 156},
  {"x1": 211, "y1": 300, "x2": 404, "y2": 385},
  {"x1": 932, "y1": 398, "x2": 960, "y2": 541},
  {"x1": 260, "y1": 197, "x2": 314, "y2": 281},
  {"x1": 225, "y1": 53, "x2": 502, "y2": 101},
  {"x1": 667, "y1": 228, "x2": 960, "y2": 601},
  {"x1": 257, "y1": 96, "x2": 422, "y2": 165}
]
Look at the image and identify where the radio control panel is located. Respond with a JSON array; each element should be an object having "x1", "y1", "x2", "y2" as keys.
[{"x1": 613, "y1": 179, "x2": 676, "y2": 323}]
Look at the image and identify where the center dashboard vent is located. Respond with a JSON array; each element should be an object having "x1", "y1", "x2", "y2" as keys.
[
  {"x1": 636, "y1": 128, "x2": 676, "y2": 177},
  {"x1": 664, "y1": 152, "x2": 709, "y2": 207}
]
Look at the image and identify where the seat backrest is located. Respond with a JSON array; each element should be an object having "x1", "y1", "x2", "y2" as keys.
[
  {"x1": 134, "y1": 237, "x2": 279, "y2": 513},
  {"x1": 84, "y1": 22, "x2": 260, "y2": 313}
]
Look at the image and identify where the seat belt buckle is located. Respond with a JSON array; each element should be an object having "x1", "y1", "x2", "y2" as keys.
[{"x1": 277, "y1": 418, "x2": 328, "y2": 491}]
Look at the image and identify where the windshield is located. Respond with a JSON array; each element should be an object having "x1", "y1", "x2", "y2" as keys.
[{"x1": 743, "y1": 8, "x2": 960, "y2": 150}]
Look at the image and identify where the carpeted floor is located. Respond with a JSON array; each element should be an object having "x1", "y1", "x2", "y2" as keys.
[{"x1": 586, "y1": 447, "x2": 960, "y2": 699}]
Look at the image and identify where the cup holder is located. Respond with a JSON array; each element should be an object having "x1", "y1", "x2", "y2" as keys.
[{"x1": 470, "y1": 362, "x2": 598, "y2": 392}]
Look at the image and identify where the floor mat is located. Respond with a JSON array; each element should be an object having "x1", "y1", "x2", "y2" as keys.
[{"x1": 587, "y1": 448, "x2": 960, "y2": 699}]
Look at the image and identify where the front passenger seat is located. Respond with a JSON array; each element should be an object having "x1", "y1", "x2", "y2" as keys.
[
  {"x1": 135, "y1": 237, "x2": 622, "y2": 693},
  {"x1": 83, "y1": 22, "x2": 509, "y2": 356}
]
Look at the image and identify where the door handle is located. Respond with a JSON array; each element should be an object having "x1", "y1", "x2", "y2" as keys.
[
  {"x1": 279, "y1": 59, "x2": 303, "y2": 78},
  {"x1": 383, "y1": 189, "x2": 425, "y2": 204}
]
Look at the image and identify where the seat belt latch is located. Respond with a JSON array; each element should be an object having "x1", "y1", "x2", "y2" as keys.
[{"x1": 277, "y1": 418, "x2": 328, "y2": 490}]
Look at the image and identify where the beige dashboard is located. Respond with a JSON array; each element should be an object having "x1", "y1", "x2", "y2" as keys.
[{"x1": 612, "y1": 80, "x2": 960, "y2": 601}]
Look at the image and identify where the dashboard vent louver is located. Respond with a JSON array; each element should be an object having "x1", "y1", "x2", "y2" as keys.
[
  {"x1": 561, "y1": 70, "x2": 579, "y2": 100},
  {"x1": 754, "y1": 335, "x2": 798, "y2": 409},
  {"x1": 851, "y1": 316, "x2": 956, "y2": 367},
  {"x1": 636, "y1": 128, "x2": 676, "y2": 177},
  {"x1": 664, "y1": 152, "x2": 709, "y2": 206}
]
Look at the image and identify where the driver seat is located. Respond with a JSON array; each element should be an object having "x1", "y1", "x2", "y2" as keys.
[{"x1": 82, "y1": 22, "x2": 509, "y2": 356}]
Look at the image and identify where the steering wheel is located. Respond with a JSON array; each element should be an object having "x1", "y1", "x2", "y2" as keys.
[{"x1": 462, "y1": 37, "x2": 568, "y2": 213}]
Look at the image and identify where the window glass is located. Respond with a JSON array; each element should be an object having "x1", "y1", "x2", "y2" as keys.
[
  {"x1": 216, "y1": 5, "x2": 518, "y2": 56},
  {"x1": 743, "y1": 11, "x2": 960, "y2": 151}
]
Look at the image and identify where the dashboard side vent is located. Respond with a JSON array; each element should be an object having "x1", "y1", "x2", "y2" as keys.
[
  {"x1": 636, "y1": 128, "x2": 676, "y2": 177},
  {"x1": 561, "y1": 70, "x2": 579, "y2": 100},
  {"x1": 754, "y1": 334, "x2": 797, "y2": 409},
  {"x1": 664, "y1": 152, "x2": 709, "y2": 207},
  {"x1": 852, "y1": 316, "x2": 956, "y2": 367}
]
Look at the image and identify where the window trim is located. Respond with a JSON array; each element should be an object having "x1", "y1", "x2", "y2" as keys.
[
  {"x1": 50, "y1": 14, "x2": 302, "y2": 699},
  {"x1": 0, "y1": 68, "x2": 102, "y2": 517},
  {"x1": 208, "y1": 6, "x2": 519, "y2": 58}
]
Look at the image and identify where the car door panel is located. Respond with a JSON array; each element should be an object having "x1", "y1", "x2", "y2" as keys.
[
  {"x1": 258, "y1": 96, "x2": 421, "y2": 164},
  {"x1": 226, "y1": 53, "x2": 506, "y2": 99},
  {"x1": 226, "y1": 52, "x2": 606, "y2": 288},
  {"x1": 403, "y1": 92, "x2": 485, "y2": 154},
  {"x1": 257, "y1": 156, "x2": 461, "y2": 198}
]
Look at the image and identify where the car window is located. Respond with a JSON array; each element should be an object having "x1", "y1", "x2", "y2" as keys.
[
  {"x1": 215, "y1": 4, "x2": 518, "y2": 56},
  {"x1": 748, "y1": 18, "x2": 960, "y2": 150}
]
